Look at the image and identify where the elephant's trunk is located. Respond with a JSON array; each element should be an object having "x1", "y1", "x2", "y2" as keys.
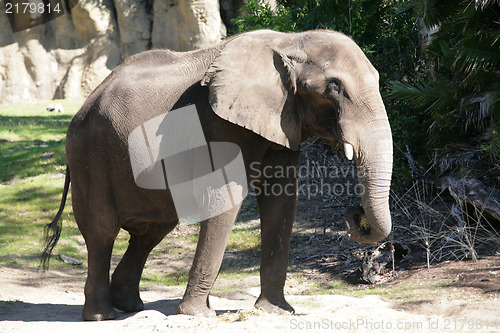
[{"x1": 345, "y1": 117, "x2": 393, "y2": 244}]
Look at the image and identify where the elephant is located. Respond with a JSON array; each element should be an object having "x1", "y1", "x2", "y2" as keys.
[{"x1": 42, "y1": 29, "x2": 393, "y2": 321}]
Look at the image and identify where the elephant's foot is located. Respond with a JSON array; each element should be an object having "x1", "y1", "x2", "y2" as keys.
[
  {"x1": 176, "y1": 297, "x2": 216, "y2": 318},
  {"x1": 254, "y1": 294, "x2": 295, "y2": 315},
  {"x1": 110, "y1": 286, "x2": 144, "y2": 313},
  {"x1": 82, "y1": 300, "x2": 117, "y2": 321}
]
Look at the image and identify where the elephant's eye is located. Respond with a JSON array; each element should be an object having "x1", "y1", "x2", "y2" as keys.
[
  {"x1": 328, "y1": 78, "x2": 342, "y2": 94},
  {"x1": 327, "y1": 79, "x2": 350, "y2": 101}
]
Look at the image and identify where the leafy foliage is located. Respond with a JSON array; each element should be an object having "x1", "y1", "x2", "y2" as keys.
[
  {"x1": 231, "y1": 0, "x2": 294, "y2": 32},
  {"x1": 389, "y1": 0, "x2": 500, "y2": 186}
]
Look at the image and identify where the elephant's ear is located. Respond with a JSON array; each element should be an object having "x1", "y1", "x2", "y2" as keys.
[{"x1": 202, "y1": 36, "x2": 301, "y2": 151}]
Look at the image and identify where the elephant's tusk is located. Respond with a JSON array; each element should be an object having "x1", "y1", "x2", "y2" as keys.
[{"x1": 344, "y1": 142, "x2": 354, "y2": 160}]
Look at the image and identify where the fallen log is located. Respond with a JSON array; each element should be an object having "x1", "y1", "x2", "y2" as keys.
[{"x1": 442, "y1": 177, "x2": 500, "y2": 222}]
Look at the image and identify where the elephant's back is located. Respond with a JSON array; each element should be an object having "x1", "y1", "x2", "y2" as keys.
[{"x1": 67, "y1": 47, "x2": 218, "y2": 151}]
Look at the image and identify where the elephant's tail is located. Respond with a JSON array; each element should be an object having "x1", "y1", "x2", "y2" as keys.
[{"x1": 41, "y1": 166, "x2": 70, "y2": 270}]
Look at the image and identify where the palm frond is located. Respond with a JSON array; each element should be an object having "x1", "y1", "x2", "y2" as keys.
[
  {"x1": 462, "y1": 65, "x2": 500, "y2": 88},
  {"x1": 455, "y1": 35, "x2": 500, "y2": 73},
  {"x1": 493, "y1": 29, "x2": 500, "y2": 44},
  {"x1": 427, "y1": 39, "x2": 455, "y2": 59},
  {"x1": 475, "y1": 0, "x2": 500, "y2": 10},
  {"x1": 460, "y1": 92, "x2": 495, "y2": 132},
  {"x1": 422, "y1": 0, "x2": 460, "y2": 29},
  {"x1": 389, "y1": 80, "x2": 456, "y2": 113}
]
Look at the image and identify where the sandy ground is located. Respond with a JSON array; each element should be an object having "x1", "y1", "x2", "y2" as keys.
[{"x1": 1, "y1": 267, "x2": 499, "y2": 333}]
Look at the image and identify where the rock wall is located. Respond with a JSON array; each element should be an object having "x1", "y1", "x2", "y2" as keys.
[{"x1": 0, "y1": 0, "x2": 244, "y2": 104}]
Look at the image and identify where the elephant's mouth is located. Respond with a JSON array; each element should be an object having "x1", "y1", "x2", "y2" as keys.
[{"x1": 344, "y1": 206, "x2": 371, "y2": 238}]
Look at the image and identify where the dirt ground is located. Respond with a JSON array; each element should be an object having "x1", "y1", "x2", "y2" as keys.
[{"x1": 1, "y1": 253, "x2": 499, "y2": 332}]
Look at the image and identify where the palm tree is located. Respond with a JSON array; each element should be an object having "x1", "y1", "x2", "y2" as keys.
[{"x1": 390, "y1": 0, "x2": 500, "y2": 185}]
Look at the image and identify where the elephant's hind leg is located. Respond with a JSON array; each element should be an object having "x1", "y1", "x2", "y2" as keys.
[
  {"x1": 72, "y1": 178, "x2": 120, "y2": 321},
  {"x1": 110, "y1": 221, "x2": 177, "y2": 312}
]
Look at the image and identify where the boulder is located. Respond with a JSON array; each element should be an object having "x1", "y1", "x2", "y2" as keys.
[
  {"x1": 152, "y1": 0, "x2": 226, "y2": 51},
  {"x1": 0, "y1": 0, "x2": 227, "y2": 103},
  {"x1": 114, "y1": 0, "x2": 153, "y2": 59}
]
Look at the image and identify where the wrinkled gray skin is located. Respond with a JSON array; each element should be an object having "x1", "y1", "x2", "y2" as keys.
[{"x1": 56, "y1": 30, "x2": 392, "y2": 320}]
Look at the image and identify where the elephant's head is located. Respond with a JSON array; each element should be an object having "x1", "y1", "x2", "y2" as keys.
[{"x1": 202, "y1": 30, "x2": 392, "y2": 244}]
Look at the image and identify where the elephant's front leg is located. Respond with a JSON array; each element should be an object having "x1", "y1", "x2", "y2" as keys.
[
  {"x1": 176, "y1": 205, "x2": 240, "y2": 317},
  {"x1": 254, "y1": 174, "x2": 297, "y2": 314}
]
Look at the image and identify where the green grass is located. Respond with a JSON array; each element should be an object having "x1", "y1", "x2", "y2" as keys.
[
  {"x1": 0, "y1": 101, "x2": 77, "y2": 183},
  {"x1": 227, "y1": 226, "x2": 260, "y2": 251},
  {"x1": 142, "y1": 270, "x2": 190, "y2": 286},
  {"x1": 0, "y1": 100, "x2": 85, "y2": 269}
]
